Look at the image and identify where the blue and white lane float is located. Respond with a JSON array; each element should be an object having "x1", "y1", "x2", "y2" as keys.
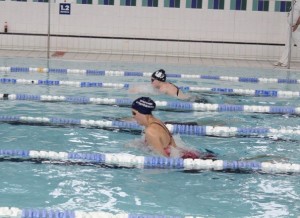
[
  {"x1": 0, "y1": 78, "x2": 129, "y2": 88},
  {"x1": 2, "y1": 77, "x2": 300, "y2": 99},
  {"x1": 181, "y1": 86, "x2": 300, "y2": 98},
  {"x1": 0, "y1": 206, "x2": 187, "y2": 218},
  {"x1": 1, "y1": 75, "x2": 300, "y2": 98},
  {"x1": 1, "y1": 94, "x2": 300, "y2": 115},
  {"x1": 1, "y1": 66, "x2": 300, "y2": 84},
  {"x1": 0, "y1": 207, "x2": 193, "y2": 218},
  {"x1": 1, "y1": 115, "x2": 300, "y2": 137},
  {"x1": 0, "y1": 149, "x2": 299, "y2": 174}
]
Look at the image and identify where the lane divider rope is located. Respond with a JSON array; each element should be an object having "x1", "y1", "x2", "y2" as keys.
[
  {"x1": 2, "y1": 77, "x2": 300, "y2": 99},
  {"x1": 0, "y1": 115, "x2": 300, "y2": 137},
  {"x1": 0, "y1": 207, "x2": 185, "y2": 218},
  {"x1": 0, "y1": 78, "x2": 129, "y2": 88},
  {"x1": 0, "y1": 149, "x2": 299, "y2": 173},
  {"x1": 181, "y1": 86, "x2": 300, "y2": 98},
  {"x1": 1, "y1": 66, "x2": 300, "y2": 84},
  {"x1": 1, "y1": 93, "x2": 300, "y2": 115}
]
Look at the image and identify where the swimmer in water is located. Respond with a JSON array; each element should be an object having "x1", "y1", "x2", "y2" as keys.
[
  {"x1": 151, "y1": 69, "x2": 209, "y2": 103},
  {"x1": 131, "y1": 96, "x2": 216, "y2": 159}
]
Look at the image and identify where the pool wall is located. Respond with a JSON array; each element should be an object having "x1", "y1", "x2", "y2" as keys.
[{"x1": 0, "y1": 0, "x2": 299, "y2": 61}]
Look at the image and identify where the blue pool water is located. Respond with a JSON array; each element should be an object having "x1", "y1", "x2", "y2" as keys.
[{"x1": 0, "y1": 57, "x2": 300, "y2": 217}]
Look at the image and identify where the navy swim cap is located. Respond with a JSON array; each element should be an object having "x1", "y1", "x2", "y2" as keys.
[
  {"x1": 152, "y1": 69, "x2": 166, "y2": 82},
  {"x1": 132, "y1": 97, "x2": 156, "y2": 115}
]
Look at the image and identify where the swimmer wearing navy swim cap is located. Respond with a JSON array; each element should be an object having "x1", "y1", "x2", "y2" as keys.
[
  {"x1": 132, "y1": 96, "x2": 156, "y2": 115},
  {"x1": 131, "y1": 97, "x2": 216, "y2": 159},
  {"x1": 152, "y1": 69, "x2": 167, "y2": 82},
  {"x1": 151, "y1": 69, "x2": 209, "y2": 103}
]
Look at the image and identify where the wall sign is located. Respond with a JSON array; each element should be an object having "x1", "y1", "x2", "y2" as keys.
[{"x1": 59, "y1": 3, "x2": 71, "y2": 15}]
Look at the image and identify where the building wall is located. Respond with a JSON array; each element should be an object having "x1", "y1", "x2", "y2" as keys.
[{"x1": 0, "y1": 0, "x2": 298, "y2": 61}]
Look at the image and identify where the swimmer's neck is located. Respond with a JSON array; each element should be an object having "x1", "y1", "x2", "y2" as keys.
[{"x1": 144, "y1": 115, "x2": 159, "y2": 127}]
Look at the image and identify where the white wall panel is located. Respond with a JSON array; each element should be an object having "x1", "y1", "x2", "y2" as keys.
[{"x1": 0, "y1": 0, "x2": 298, "y2": 61}]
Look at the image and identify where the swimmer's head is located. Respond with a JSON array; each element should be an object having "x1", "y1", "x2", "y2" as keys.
[
  {"x1": 151, "y1": 69, "x2": 166, "y2": 82},
  {"x1": 131, "y1": 97, "x2": 156, "y2": 115}
]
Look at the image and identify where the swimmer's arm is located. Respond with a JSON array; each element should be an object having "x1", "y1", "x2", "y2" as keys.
[
  {"x1": 128, "y1": 86, "x2": 139, "y2": 94},
  {"x1": 118, "y1": 117, "x2": 136, "y2": 122},
  {"x1": 145, "y1": 128, "x2": 168, "y2": 157},
  {"x1": 128, "y1": 84, "x2": 157, "y2": 94}
]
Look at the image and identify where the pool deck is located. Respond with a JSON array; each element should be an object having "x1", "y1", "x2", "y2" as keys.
[{"x1": 0, "y1": 49, "x2": 300, "y2": 72}]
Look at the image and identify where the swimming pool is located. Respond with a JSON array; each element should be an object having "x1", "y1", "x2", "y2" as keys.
[{"x1": 0, "y1": 57, "x2": 300, "y2": 217}]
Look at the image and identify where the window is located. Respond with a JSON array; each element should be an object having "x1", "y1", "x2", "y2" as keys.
[
  {"x1": 142, "y1": 0, "x2": 158, "y2": 7},
  {"x1": 77, "y1": 0, "x2": 92, "y2": 4},
  {"x1": 33, "y1": 0, "x2": 49, "y2": 2},
  {"x1": 164, "y1": 0, "x2": 180, "y2": 8},
  {"x1": 11, "y1": 0, "x2": 27, "y2": 2},
  {"x1": 275, "y1": 0, "x2": 291, "y2": 12},
  {"x1": 99, "y1": 0, "x2": 114, "y2": 5},
  {"x1": 208, "y1": 0, "x2": 224, "y2": 9},
  {"x1": 186, "y1": 0, "x2": 202, "y2": 8},
  {"x1": 252, "y1": 0, "x2": 269, "y2": 11},
  {"x1": 230, "y1": 0, "x2": 247, "y2": 10},
  {"x1": 120, "y1": 0, "x2": 136, "y2": 6}
]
